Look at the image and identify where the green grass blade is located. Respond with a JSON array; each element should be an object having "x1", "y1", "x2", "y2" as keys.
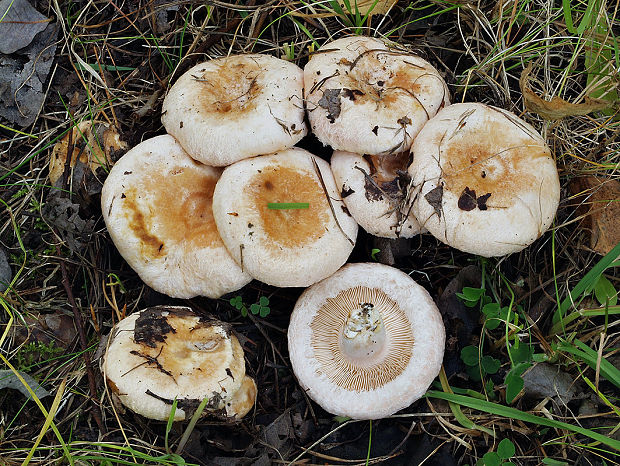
[
  {"x1": 553, "y1": 241, "x2": 620, "y2": 324},
  {"x1": 176, "y1": 397, "x2": 210, "y2": 454},
  {"x1": 550, "y1": 306, "x2": 620, "y2": 335},
  {"x1": 267, "y1": 202, "x2": 309, "y2": 209},
  {"x1": 562, "y1": 0, "x2": 598, "y2": 34},
  {"x1": 557, "y1": 339, "x2": 620, "y2": 390},
  {"x1": 426, "y1": 391, "x2": 620, "y2": 451},
  {"x1": 164, "y1": 398, "x2": 178, "y2": 454}
]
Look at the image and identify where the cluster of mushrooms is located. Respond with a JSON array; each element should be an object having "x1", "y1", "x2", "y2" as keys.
[{"x1": 101, "y1": 36, "x2": 560, "y2": 422}]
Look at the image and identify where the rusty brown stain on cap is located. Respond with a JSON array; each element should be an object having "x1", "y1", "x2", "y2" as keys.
[
  {"x1": 249, "y1": 165, "x2": 330, "y2": 249},
  {"x1": 442, "y1": 128, "x2": 549, "y2": 207},
  {"x1": 195, "y1": 60, "x2": 262, "y2": 114},
  {"x1": 129, "y1": 312, "x2": 243, "y2": 382},
  {"x1": 341, "y1": 55, "x2": 423, "y2": 108},
  {"x1": 123, "y1": 166, "x2": 220, "y2": 259}
]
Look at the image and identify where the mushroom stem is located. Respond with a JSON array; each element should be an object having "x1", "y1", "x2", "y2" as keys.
[{"x1": 341, "y1": 303, "x2": 386, "y2": 363}]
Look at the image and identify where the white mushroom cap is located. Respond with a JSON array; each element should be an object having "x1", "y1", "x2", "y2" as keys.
[
  {"x1": 304, "y1": 36, "x2": 449, "y2": 155},
  {"x1": 103, "y1": 306, "x2": 256, "y2": 421},
  {"x1": 331, "y1": 150, "x2": 422, "y2": 238},
  {"x1": 162, "y1": 55, "x2": 307, "y2": 166},
  {"x1": 101, "y1": 135, "x2": 252, "y2": 299},
  {"x1": 212, "y1": 148, "x2": 358, "y2": 287},
  {"x1": 409, "y1": 103, "x2": 561, "y2": 257},
  {"x1": 288, "y1": 262, "x2": 445, "y2": 420}
]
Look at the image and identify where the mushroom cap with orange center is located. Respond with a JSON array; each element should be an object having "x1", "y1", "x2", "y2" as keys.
[
  {"x1": 304, "y1": 36, "x2": 449, "y2": 155},
  {"x1": 212, "y1": 148, "x2": 358, "y2": 287},
  {"x1": 101, "y1": 135, "x2": 252, "y2": 298},
  {"x1": 331, "y1": 150, "x2": 422, "y2": 238},
  {"x1": 103, "y1": 306, "x2": 256, "y2": 421},
  {"x1": 408, "y1": 103, "x2": 561, "y2": 257},
  {"x1": 288, "y1": 262, "x2": 445, "y2": 419},
  {"x1": 162, "y1": 54, "x2": 307, "y2": 166}
]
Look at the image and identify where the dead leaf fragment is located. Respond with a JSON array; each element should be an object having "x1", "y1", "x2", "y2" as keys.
[
  {"x1": 0, "y1": 370, "x2": 50, "y2": 399},
  {"x1": 13, "y1": 312, "x2": 77, "y2": 348},
  {"x1": 0, "y1": 19, "x2": 58, "y2": 126},
  {"x1": 0, "y1": 0, "x2": 51, "y2": 54},
  {"x1": 0, "y1": 249, "x2": 11, "y2": 292},
  {"x1": 522, "y1": 363, "x2": 578, "y2": 405},
  {"x1": 424, "y1": 184, "x2": 444, "y2": 219},
  {"x1": 291, "y1": 0, "x2": 398, "y2": 18},
  {"x1": 49, "y1": 121, "x2": 127, "y2": 184},
  {"x1": 569, "y1": 176, "x2": 620, "y2": 255},
  {"x1": 520, "y1": 64, "x2": 612, "y2": 120},
  {"x1": 317, "y1": 88, "x2": 342, "y2": 123},
  {"x1": 338, "y1": 0, "x2": 398, "y2": 15}
]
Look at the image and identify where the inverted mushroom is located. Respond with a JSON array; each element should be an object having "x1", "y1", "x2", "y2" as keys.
[
  {"x1": 408, "y1": 103, "x2": 561, "y2": 257},
  {"x1": 162, "y1": 54, "x2": 307, "y2": 166},
  {"x1": 103, "y1": 306, "x2": 256, "y2": 421},
  {"x1": 101, "y1": 134, "x2": 252, "y2": 299},
  {"x1": 331, "y1": 150, "x2": 422, "y2": 238},
  {"x1": 288, "y1": 262, "x2": 445, "y2": 420},
  {"x1": 212, "y1": 148, "x2": 358, "y2": 287},
  {"x1": 304, "y1": 36, "x2": 449, "y2": 155}
]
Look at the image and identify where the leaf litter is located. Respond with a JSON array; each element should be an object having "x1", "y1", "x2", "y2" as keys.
[{"x1": 0, "y1": 0, "x2": 58, "y2": 126}]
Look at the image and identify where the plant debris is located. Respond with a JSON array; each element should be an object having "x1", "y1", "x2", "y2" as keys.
[
  {"x1": 0, "y1": 0, "x2": 58, "y2": 126},
  {"x1": 0, "y1": 249, "x2": 11, "y2": 292},
  {"x1": 48, "y1": 121, "x2": 126, "y2": 185},
  {"x1": 0, "y1": 370, "x2": 50, "y2": 399},
  {"x1": 317, "y1": 88, "x2": 342, "y2": 123},
  {"x1": 522, "y1": 363, "x2": 579, "y2": 405},
  {"x1": 520, "y1": 63, "x2": 613, "y2": 120},
  {"x1": 424, "y1": 184, "x2": 444, "y2": 218},
  {"x1": 569, "y1": 176, "x2": 620, "y2": 255},
  {"x1": 0, "y1": 0, "x2": 51, "y2": 54}
]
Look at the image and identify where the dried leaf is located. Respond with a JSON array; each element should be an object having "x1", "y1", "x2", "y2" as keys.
[
  {"x1": 49, "y1": 121, "x2": 126, "y2": 184},
  {"x1": 424, "y1": 184, "x2": 444, "y2": 219},
  {"x1": 12, "y1": 312, "x2": 77, "y2": 347},
  {"x1": 437, "y1": 266, "x2": 482, "y2": 378},
  {"x1": 0, "y1": 248, "x2": 11, "y2": 292},
  {"x1": 0, "y1": 19, "x2": 58, "y2": 126},
  {"x1": 317, "y1": 88, "x2": 342, "y2": 123},
  {"x1": 0, "y1": 369, "x2": 50, "y2": 399},
  {"x1": 520, "y1": 63, "x2": 612, "y2": 120},
  {"x1": 338, "y1": 0, "x2": 398, "y2": 15},
  {"x1": 570, "y1": 176, "x2": 620, "y2": 255},
  {"x1": 42, "y1": 195, "x2": 95, "y2": 253},
  {"x1": 457, "y1": 187, "x2": 477, "y2": 211},
  {"x1": 522, "y1": 363, "x2": 578, "y2": 404},
  {"x1": 0, "y1": 0, "x2": 50, "y2": 54}
]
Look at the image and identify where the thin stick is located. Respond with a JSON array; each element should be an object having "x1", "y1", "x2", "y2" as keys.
[{"x1": 56, "y1": 243, "x2": 106, "y2": 435}]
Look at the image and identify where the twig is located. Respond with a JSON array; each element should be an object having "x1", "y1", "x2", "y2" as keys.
[{"x1": 56, "y1": 243, "x2": 106, "y2": 435}]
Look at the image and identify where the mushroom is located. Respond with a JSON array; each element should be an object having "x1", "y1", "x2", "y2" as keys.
[
  {"x1": 304, "y1": 36, "x2": 449, "y2": 155},
  {"x1": 287, "y1": 262, "x2": 445, "y2": 419},
  {"x1": 101, "y1": 134, "x2": 252, "y2": 299},
  {"x1": 212, "y1": 148, "x2": 358, "y2": 287},
  {"x1": 162, "y1": 54, "x2": 307, "y2": 166},
  {"x1": 331, "y1": 150, "x2": 422, "y2": 238},
  {"x1": 408, "y1": 103, "x2": 561, "y2": 257},
  {"x1": 102, "y1": 306, "x2": 257, "y2": 421}
]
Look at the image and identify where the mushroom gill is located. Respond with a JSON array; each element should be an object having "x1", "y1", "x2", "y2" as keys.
[{"x1": 310, "y1": 286, "x2": 414, "y2": 392}]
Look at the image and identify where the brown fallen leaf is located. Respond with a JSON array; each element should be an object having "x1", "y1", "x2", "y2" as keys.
[
  {"x1": 569, "y1": 175, "x2": 620, "y2": 255},
  {"x1": 292, "y1": 0, "x2": 397, "y2": 18},
  {"x1": 520, "y1": 63, "x2": 612, "y2": 120},
  {"x1": 337, "y1": 0, "x2": 398, "y2": 15},
  {"x1": 49, "y1": 120, "x2": 127, "y2": 185},
  {"x1": 12, "y1": 312, "x2": 77, "y2": 348}
]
